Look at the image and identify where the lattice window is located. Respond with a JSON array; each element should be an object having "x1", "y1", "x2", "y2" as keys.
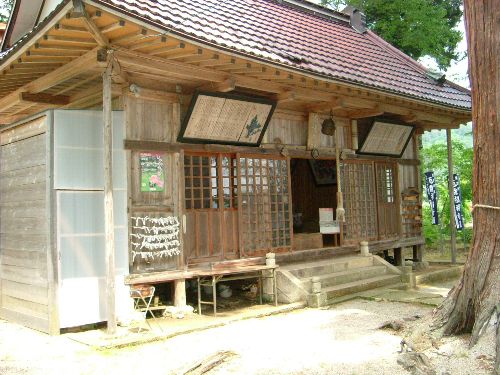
[
  {"x1": 342, "y1": 161, "x2": 378, "y2": 240},
  {"x1": 377, "y1": 166, "x2": 395, "y2": 203}
]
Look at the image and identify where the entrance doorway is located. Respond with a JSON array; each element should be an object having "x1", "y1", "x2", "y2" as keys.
[{"x1": 290, "y1": 158, "x2": 340, "y2": 249}]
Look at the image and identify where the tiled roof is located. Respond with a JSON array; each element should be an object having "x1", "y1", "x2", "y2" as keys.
[{"x1": 94, "y1": 0, "x2": 471, "y2": 110}]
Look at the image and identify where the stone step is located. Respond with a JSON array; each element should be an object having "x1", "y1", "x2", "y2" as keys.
[
  {"x1": 323, "y1": 274, "x2": 402, "y2": 300},
  {"x1": 283, "y1": 256, "x2": 374, "y2": 278},
  {"x1": 301, "y1": 265, "x2": 388, "y2": 291}
]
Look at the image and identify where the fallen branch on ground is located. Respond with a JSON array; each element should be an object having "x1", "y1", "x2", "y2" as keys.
[{"x1": 181, "y1": 350, "x2": 238, "y2": 375}]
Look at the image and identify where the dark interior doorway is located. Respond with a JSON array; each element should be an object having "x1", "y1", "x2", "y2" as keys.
[{"x1": 290, "y1": 158, "x2": 339, "y2": 248}]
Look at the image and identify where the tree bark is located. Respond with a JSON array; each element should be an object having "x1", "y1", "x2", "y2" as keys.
[
  {"x1": 434, "y1": 0, "x2": 500, "y2": 373},
  {"x1": 433, "y1": 2, "x2": 499, "y2": 373}
]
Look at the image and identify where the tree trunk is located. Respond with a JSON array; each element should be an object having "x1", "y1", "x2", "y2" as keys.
[{"x1": 433, "y1": 1, "x2": 500, "y2": 373}]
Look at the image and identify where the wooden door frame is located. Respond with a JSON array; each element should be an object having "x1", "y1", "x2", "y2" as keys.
[
  {"x1": 374, "y1": 161, "x2": 401, "y2": 240},
  {"x1": 183, "y1": 151, "x2": 239, "y2": 264}
]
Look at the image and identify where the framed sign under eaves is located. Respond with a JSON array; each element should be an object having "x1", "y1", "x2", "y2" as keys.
[
  {"x1": 358, "y1": 119, "x2": 415, "y2": 157},
  {"x1": 178, "y1": 91, "x2": 276, "y2": 146}
]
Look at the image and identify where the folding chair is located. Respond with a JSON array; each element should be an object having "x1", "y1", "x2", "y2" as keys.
[{"x1": 129, "y1": 284, "x2": 161, "y2": 332}]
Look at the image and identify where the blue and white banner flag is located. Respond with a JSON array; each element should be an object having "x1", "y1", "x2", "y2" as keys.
[
  {"x1": 452, "y1": 174, "x2": 464, "y2": 230},
  {"x1": 424, "y1": 171, "x2": 439, "y2": 225}
]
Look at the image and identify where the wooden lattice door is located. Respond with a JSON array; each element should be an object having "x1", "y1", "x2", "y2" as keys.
[
  {"x1": 237, "y1": 155, "x2": 292, "y2": 256},
  {"x1": 342, "y1": 160, "x2": 378, "y2": 241},
  {"x1": 375, "y1": 162, "x2": 400, "y2": 239},
  {"x1": 183, "y1": 153, "x2": 238, "y2": 263}
]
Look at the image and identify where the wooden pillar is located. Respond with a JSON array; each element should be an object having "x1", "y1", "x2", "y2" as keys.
[
  {"x1": 394, "y1": 247, "x2": 403, "y2": 266},
  {"x1": 412, "y1": 244, "x2": 423, "y2": 262},
  {"x1": 307, "y1": 112, "x2": 320, "y2": 150},
  {"x1": 103, "y1": 58, "x2": 117, "y2": 334},
  {"x1": 446, "y1": 129, "x2": 457, "y2": 264},
  {"x1": 174, "y1": 279, "x2": 187, "y2": 308}
]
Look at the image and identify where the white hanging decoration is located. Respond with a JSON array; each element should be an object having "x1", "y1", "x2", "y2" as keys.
[{"x1": 130, "y1": 216, "x2": 181, "y2": 262}]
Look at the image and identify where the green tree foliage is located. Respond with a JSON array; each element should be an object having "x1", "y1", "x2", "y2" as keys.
[
  {"x1": 0, "y1": 0, "x2": 14, "y2": 23},
  {"x1": 420, "y1": 139, "x2": 473, "y2": 245},
  {"x1": 321, "y1": 0, "x2": 463, "y2": 69}
]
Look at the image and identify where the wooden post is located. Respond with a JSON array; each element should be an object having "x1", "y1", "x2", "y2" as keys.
[
  {"x1": 394, "y1": 247, "x2": 403, "y2": 266},
  {"x1": 103, "y1": 55, "x2": 117, "y2": 334},
  {"x1": 307, "y1": 112, "x2": 320, "y2": 150},
  {"x1": 174, "y1": 279, "x2": 187, "y2": 308},
  {"x1": 446, "y1": 129, "x2": 457, "y2": 264}
]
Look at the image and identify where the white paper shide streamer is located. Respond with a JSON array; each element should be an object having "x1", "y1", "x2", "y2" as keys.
[{"x1": 130, "y1": 216, "x2": 180, "y2": 262}]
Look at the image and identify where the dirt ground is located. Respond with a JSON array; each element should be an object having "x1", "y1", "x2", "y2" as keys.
[{"x1": 0, "y1": 286, "x2": 496, "y2": 375}]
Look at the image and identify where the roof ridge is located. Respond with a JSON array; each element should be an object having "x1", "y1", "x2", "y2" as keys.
[{"x1": 272, "y1": 0, "x2": 350, "y2": 24}]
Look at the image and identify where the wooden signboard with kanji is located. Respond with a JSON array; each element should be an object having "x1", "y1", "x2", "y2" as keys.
[{"x1": 178, "y1": 91, "x2": 276, "y2": 146}]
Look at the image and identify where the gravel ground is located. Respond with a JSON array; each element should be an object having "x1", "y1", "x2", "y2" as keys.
[{"x1": 0, "y1": 299, "x2": 495, "y2": 375}]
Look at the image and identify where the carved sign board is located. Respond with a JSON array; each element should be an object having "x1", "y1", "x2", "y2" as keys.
[
  {"x1": 178, "y1": 91, "x2": 276, "y2": 146},
  {"x1": 358, "y1": 120, "x2": 415, "y2": 157}
]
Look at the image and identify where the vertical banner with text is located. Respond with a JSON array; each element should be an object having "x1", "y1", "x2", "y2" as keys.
[
  {"x1": 424, "y1": 171, "x2": 439, "y2": 225},
  {"x1": 452, "y1": 173, "x2": 464, "y2": 230}
]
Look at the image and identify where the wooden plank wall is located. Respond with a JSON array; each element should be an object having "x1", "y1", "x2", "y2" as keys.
[
  {"x1": 265, "y1": 110, "x2": 307, "y2": 145},
  {"x1": 0, "y1": 116, "x2": 51, "y2": 333},
  {"x1": 125, "y1": 95, "x2": 183, "y2": 273}
]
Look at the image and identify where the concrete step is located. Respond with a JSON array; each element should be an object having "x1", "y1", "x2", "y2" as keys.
[
  {"x1": 323, "y1": 274, "x2": 402, "y2": 300},
  {"x1": 301, "y1": 265, "x2": 388, "y2": 291},
  {"x1": 283, "y1": 256, "x2": 374, "y2": 279}
]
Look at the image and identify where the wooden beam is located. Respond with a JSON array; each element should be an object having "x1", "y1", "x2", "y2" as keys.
[
  {"x1": 110, "y1": 29, "x2": 147, "y2": 45},
  {"x1": 79, "y1": 16, "x2": 109, "y2": 47},
  {"x1": 401, "y1": 112, "x2": 419, "y2": 123},
  {"x1": 345, "y1": 107, "x2": 384, "y2": 119},
  {"x1": 34, "y1": 43, "x2": 92, "y2": 53},
  {"x1": 307, "y1": 98, "x2": 343, "y2": 112},
  {"x1": 115, "y1": 49, "x2": 228, "y2": 83},
  {"x1": 43, "y1": 35, "x2": 97, "y2": 46},
  {"x1": 274, "y1": 90, "x2": 296, "y2": 104},
  {"x1": 0, "y1": 47, "x2": 101, "y2": 113},
  {"x1": 148, "y1": 42, "x2": 185, "y2": 56},
  {"x1": 127, "y1": 84, "x2": 179, "y2": 103},
  {"x1": 198, "y1": 78, "x2": 236, "y2": 93},
  {"x1": 102, "y1": 55, "x2": 117, "y2": 335},
  {"x1": 101, "y1": 20, "x2": 126, "y2": 34},
  {"x1": 20, "y1": 92, "x2": 70, "y2": 105},
  {"x1": 57, "y1": 73, "x2": 100, "y2": 95},
  {"x1": 54, "y1": 23, "x2": 89, "y2": 34},
  {"x1": 128, "y1": 36, "x2": 167, "y2": 51}
]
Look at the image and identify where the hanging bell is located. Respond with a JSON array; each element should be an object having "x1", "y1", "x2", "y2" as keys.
[{"x1": 321, "y1": 117, "x2": 336, "y2": 136}]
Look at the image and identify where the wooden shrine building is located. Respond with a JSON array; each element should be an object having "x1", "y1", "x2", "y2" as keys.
[{"x1": 0, "y1": 0, "x2": 471, "y2": 334}]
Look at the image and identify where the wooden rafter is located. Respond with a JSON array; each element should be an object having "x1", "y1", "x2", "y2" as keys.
[
  {"x1": 20, "y1": 92, "x2": 70, "y2": 105},
  {"x1": 0, "y1": 47, "x2": 101, "y2": 113},
  {"x1": 71, "y1": 0, "x2": 109, "y2": 47}
]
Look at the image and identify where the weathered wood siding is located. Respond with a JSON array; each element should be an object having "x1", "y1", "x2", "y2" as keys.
[
  {"x1": 264, "y1": 110, "x2": 307, "y2": 145},
  {"x1": 0, "y1": 116, "x2": 51, "y2": 333},
  {"x1": 125, "y1": 95, "x2": 183, "y2": 273}
]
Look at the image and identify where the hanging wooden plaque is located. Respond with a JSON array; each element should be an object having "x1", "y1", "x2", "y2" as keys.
[
  {"x1": 358, "y1": 120, "x2": 415, "y2": 157},
  {"x1": 178, "y1": 91, "x2": 276, "y2": 146}
]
